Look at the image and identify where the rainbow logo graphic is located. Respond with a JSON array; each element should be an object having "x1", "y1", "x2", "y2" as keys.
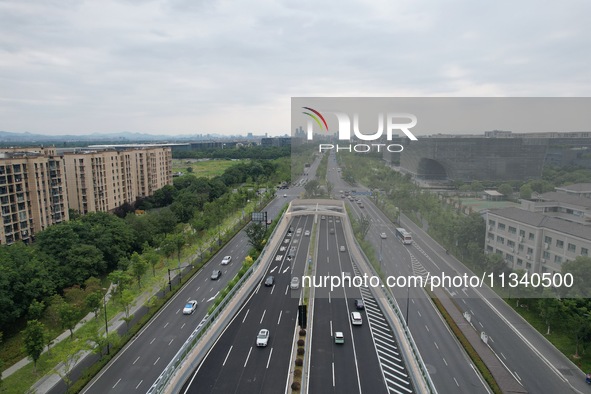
[{"x1": 302, "y1": 107, "x2": 329, "y2": 132}]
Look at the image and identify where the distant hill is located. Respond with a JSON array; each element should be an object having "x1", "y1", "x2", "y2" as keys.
[{"x1": 0, "y1": 130, "x2": 238, "y2": 144}]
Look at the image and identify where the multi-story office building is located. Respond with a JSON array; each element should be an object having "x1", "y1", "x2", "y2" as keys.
[
  {"x1": 0, "y1": 148, "x2": 69, "y2": 245},
  {"x1": 63, "y1": 147, "x2": 172, "y2": 214},
  {"x1": 485, "y1": 207, "x2": 591, "y2": 274}
]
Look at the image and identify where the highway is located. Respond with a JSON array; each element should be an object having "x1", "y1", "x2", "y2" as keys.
[
  {"x1": 308, "y1": 213, "x2": 415, "y2": 393},
  {"x1": 80, "y1": 160, "x2": 319, "y2": 394},
  {"x1": 329, "y1": 152, "x2": 584, "y2": 393},
  {"x1": 326, "y1": 152, "x2": 490, "y2": 394}
]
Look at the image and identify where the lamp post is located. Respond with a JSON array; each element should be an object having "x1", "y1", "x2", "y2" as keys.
[{"x1": 102, "y1": 288, "x2": 110, "y2": 355}]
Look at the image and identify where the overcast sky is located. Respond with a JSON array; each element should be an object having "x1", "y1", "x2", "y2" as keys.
[{"x1": 1, "y1": 0, "x2": 590, "y2": 136}]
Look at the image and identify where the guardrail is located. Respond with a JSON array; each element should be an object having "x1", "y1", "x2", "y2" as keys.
[{"x1": 147, "y1": 211, "x2": 286, "y2": 394}]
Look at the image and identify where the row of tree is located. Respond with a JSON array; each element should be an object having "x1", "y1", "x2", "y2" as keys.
[
  {"x1": 173, "y1": 145, "x2": 291, "y2": 160},
  {"x1": 0, "y1": 158, "x2": 289, "y2": 335}
]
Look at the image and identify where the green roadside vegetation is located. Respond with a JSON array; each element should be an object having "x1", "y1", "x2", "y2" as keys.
[
  {"x1": 0, "y1": 151, "x2": 292, "y2": 393},
  {"x1": 337, "y1": 151, "x2": 591, "y2": 374},
  {"x1": 172, "y1": 158, "x2": 241, "y2": 178}
]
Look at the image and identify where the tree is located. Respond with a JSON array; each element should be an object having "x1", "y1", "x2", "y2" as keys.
[
  {"x1": 354, "y1": 215, "x2": 371, "y2": 239},
  {"x1": 245, "y1": 222, "x2": 267, "y2": 251},
  {"x1": 129, "y1": 252, "x2": 148, "y2": 288},
  {"x1": 28, "y1": 300, "x2": 45, "y2": 321},
  {"x1": 85, "y1": 291, "x2": 103, "y2": 319},
  {"x1": 143, "y1": 244, "x2": 161, "y2": 277},
  {"x1": 23, "y1": 320, "x2": 46, "y2": 371},
  {"x1": 497, "y1": 183, "x2": 513, "y2": 198},
  {"x1": 59, "y1": 303, "x2": 81, "y2": 339},
  {"x1": 483, "y1": 253, "x2": 507, "y2": 275},
  {"x1": 304, "y1": 179, "x2": 321, "y2": 197},
  {"x1": 162, "y1": 232, "x2": 186, "y2": 266},
  {"x1": 120, "y1": 290, "x2": 135, "y2": 330},
  {"x1": 519, "y1": 184, "x2": 533, "y2": 199},
  {"x1": 326, "y1": 181, "x2": 334, "y2": 197},
  {"x1": 560, "y1": 257, "x2": 591, "y2": 298}
]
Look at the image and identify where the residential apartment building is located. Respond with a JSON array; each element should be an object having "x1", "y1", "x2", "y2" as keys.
[
  {"x1": 0, "y1": 148, "x2": 69, "y2": 245},
  {"x1": 485, "y1": 207, "x2": 591, "y2": 274},
  {"x1": 63, "y1": 147, "x2": 172, "y2": 214}
]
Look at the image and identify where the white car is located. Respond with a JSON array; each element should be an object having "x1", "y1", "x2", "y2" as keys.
[
  {"x1": 221, "y1": 255, "x2": 232, "y2": 265},
  {"x1": 351, "y1": 311, "x2": 363, "y2": 326},
  {"x1": 304, "y1": 230, "x2": 310, "y2": 236},
  {"x1": 340, "y1": 245, "x2": 346, "y2": 252},
  {"x1": 380, "y1": 233, "x2": 387, "y2": 239},
  {"x1": 183, "y1": 300, "x2": 198, "y2": 315},
  {"x1": 257, "y1": 329, "x2": 270, "y2": 346},
  {"x1": 290, "y1": 276, "x2": 300, "y2": 289}
]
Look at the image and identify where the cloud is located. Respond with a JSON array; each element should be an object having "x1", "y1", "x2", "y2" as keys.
[{"x1": 0, "y1": 0, "x2": 590, "y2": 135}]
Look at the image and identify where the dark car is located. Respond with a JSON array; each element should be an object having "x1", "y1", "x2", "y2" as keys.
[
  {"x1": 211, "y1": 270, "x2": 222, "y2": 280},
  {"x1": 354, "y1": 299, "x2": 365, "y2": 310},
  {"x1": 265, "y1": 276, "x2": 275, "y2": 286}
]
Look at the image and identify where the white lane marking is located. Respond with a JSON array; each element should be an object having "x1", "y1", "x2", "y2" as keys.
[
  {"x1": 270, "y1": 266, "x2": 278, "y2": 273},
  {"x1": 244, "y1": 347, "x2": 253, "y2": 367},
  {"x1": 479, "y1": 321, "x2": 483, "y2": 328},
  {"x1": 169, "y1": 338, "x2": 174, "y2": 346},
  {"x1": 417, "y1": 311, "x2": 421, "y2": 317},
  {"x1": 266, "y1": 348, "x2": 274, "y2": 369},
  {"x1": 181, "y1": 323, "x2": 185, "y2": 329},
  {"x1": 255, "y1": 283, "x2": 261, "y2": 294},
  {"x1": 223, "y1": 346, "x2": 233, "y2": 366},
  {"x1": 515, "y1": 371, "x2": 522, "y2": 381},
  {"x1": 277, "y1": 311, "x2": 283, "y2": 325},
  {"x1": 164, "y1": 322, "x2": 169, "y2": 329},
  {"x1": 425, "y1": 325, "x2": 430, "y2": 332},
  {"x1": 332, "y1": 362, "x2": 335, "y2": 386},
  {"x1": 154, "y1": 357, "x2": 160, "y2": 365},
  {"x1": 133, "y1": 356, "x2": 140, "y2": 365},
  {"x1": 501, "y1": 352, "x2": 506, "y2": 360},
  {"x1": 112, "y1": 379, "x2": 121, "y2": 389},
  {"x1": 453, "y1": 377, "x2": 459, "y2": 387},
  {"x1": 443, "y1": 358, "x2": 448, "y2": 366},
  {"x1": 271, "y1": 285, "x2": 275, "y2": 295},
  {"x1": 434, "y1": 341, "x2": 439, "y2": 350},
  {"x1": 242, "y1": 309, "x2": 250, "y2": 323},
  {"x1": 283, "y1": 266, "x2": 290, "y2": 273},
  {"x1": 330, "y1": 320, "x2": 333, "y2": 335},
  {"x1": 196, "y1": 286, "x2": 200, "y2": 292},
  {"x1": 207, "y1": 291, "x2": 219, "y2": 302},
  {"x1": 176, "y1": 309, "x2": 181, "y2": 314},
  {"x1": 150, "y1": 338, "x2": 156, "y2": 344},
  {"x1": 135, "y1": 380, "x2": 143, "y2": 389},
  {"x1": 260, "y1": 309, "x2": 266, "y2": 324},
  {"x1": 285, "y1": 285, "x2": 288, "y2": 296}
]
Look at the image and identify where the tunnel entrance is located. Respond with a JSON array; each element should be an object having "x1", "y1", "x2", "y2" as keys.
[{"x1": 416, "y1": 158, "x2": 447, "y2": 180}]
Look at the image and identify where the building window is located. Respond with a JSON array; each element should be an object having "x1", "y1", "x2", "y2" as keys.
[
  {"x1": 519, "y1": 229, "x2": 525, "y2": 237},
  {"x1": 526, "y1": 262, "x2": 532, "y2": 269},
  {"x1": 496, "y1": 236, "x2": 505, "y2": 244},
  {"x1": 498, "y1": 223, "x2": 506, "y2": 230},
  {"x1": 556, "y1": 239, "x2": 564, "y2": 249},
  {"x1": 582, "y1": 248, "x2": 589, "y2": 256},
  {"x1": 486, "y1": 245, "x2": 494, "y2": 253},
  {"x1": 507, "y1": 240, "x2": 515, "y2": 248},
  {"x1": 527, "y1": 247, "x2": 533, "y2": 255},
  {"x1": 529, "y1": 232, "x2": 535, "y2": 240},
  {"x1": 544, "y1": 236, "x2": 552, "y2": 244},
  {"x1": 508, "y1": 226, "x2": 517, "y2": 234},
  {"x1": 518, "y1": 244, "x2": 524, "y2": 252},
  {"x1": 567, "y1": 243, "x2": 576, "y2": 253},
  {"x1": 506, "y1": 254, "x2": 514, "y2": 263},
  {"x1": 554, "y1": 255, "x2": 562, "y2": 264},
  {"x1": 517, "y1": 259, "x2": 523, "y2": 266},
  {"x1": 543, "y1": 251, "x2": 550, "y2": 259}
]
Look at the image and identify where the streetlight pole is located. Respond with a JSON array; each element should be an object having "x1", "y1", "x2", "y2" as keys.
[{"x1": 102, "y1": 288, "x2": 110, "y2": 355}]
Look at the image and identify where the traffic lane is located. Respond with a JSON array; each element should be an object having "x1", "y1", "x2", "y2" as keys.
[
  {"x1": 403, "y1": 226, "x2": 573, "y2": 393},
  {"x1": 83, "y1": 234, "x2": 251, "y2": 394},
  {"x1": 184, "y1": 217, "x2": 308, "y2": 393},
  {"x1": 351, "y1": 199, "x2": 489, "y2": 393},
  {"x1": 457, "y1": 295, "x2": 571, "y2": 394}
]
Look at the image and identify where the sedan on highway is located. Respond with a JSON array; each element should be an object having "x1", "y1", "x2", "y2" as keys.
[
  {"x1": 257, "y1": 329, "x2": 270, "y2": 347},
  {"x1": 290, "y1": 277, "x2": 300, "y2": 289},
  {"x1": 354, "y1": 299, "x2": 365, "y2": 310},
  {"x1": 380, "y1": 232, "x2": 387, "y2": 239},
  {"x1": 334, "y1": 332, "x2": 345, "y2": 344},
  {"x1": 183, "y1": 300, "x2": 198, "y2": 315},
  {"x1": 221, "y1": 255, "x2": 232, "y2": 265},
  {"x1": 351, "y1": 311, "x2": 363, "y2": 325},
  {"x1": 340, "y1": 245, "x2": 346, "y2": 252},
  {"x1": 264, "y1": 276, "x2": 275, "y2": 286},
  {"x1": 211, "y1": 270, "x2": 222, "y2": 280}
]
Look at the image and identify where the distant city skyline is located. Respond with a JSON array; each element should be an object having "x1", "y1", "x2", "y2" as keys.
[{"x1": 1, "y1": 1, "x2": 590, "y2": 136}]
